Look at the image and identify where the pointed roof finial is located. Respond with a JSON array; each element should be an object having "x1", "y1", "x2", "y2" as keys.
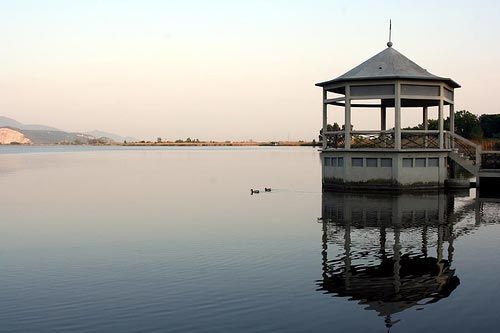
[{"x1": 387, "y1": 19, "x2": 393, "y2": 47}]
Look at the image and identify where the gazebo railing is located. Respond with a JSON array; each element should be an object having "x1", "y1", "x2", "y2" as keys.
[
  {"x1": 401, "y1": 130, "x2": 440, "y2": 149},
  {"x1": 323, "y1": 131, "x2": 345, "y2": 149},
  {"x1": 323, "y1": 130, "x2": 396, "y2": 149},
  {"x1": 351, "y1": 130, "x2": 395, "y2": 149}
]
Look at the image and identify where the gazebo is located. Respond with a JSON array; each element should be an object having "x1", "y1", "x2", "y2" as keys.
[{"x1": 316, "y1": 41, "x2": 473, "y2": 190}]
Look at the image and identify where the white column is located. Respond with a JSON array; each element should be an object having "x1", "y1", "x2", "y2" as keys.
[
  {"x1": 438, "y1": 87, "x2": 444, "y2": 149},
  {"x1": 423, "y1": 106, "x2": 429, "y2": 148},
  {"x1": 450, "y1": 104, "x2": 455, "y2": 135},
  {"x1": 450, "y1": 103, "x2": 455, "y2": 149},
  {"x1": 344, "y1": 85, "x2": 351, "y2": 149},
  {"x1": 423, "y1": 106, "x2": 428, "y2": 131},
  {"x1": 322, "y1": 89, "x2": 327, "y2": 149},
  {"x1": 394, "y1": 82, "x2": 401, "y2": 149},
  {"x1": 381, "y1": 106, "x2": 387, "y2": 131}
]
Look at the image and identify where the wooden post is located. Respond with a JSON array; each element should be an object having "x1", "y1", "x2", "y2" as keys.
[
  {"x1": 449, "y1": 104, "x2": 455, "y2": 150},
  {"x1": 439, "y1": 86, "x2": 444, "y2": 149},
  {"x1": 423, "y1": 106, "x2": 428, "y2": 148},
  {"x1": 450, "y1": 104, "x2": 455, "y2": 134},
  {"x1": 381, "y1": 106, "x2": 387, "y2": 131},
  {"x1": 322, "y1": 89, "x2": 327, "y2": 149},
  {"x1": 394, "y1": 82, "x2": 401, "y2": 149},
  {"x1": 423, "y1": 106, "x2": 428, "y2": 131},
  {"x1": 345, "y1": 85, "x2": 351, "y2": 149}
]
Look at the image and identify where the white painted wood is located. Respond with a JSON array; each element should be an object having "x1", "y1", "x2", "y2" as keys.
[
  {"x1": 331, "y1": 102, "x2": 382, "y2": 108},
  {"x1": 394, "y1": 82, "x2": 401, "y2": 149},
  {"x1": 324, "y1": 97, "x2": 345, "y2": 104},
  {"x1": 349, "y1": 94, "x2": 395, "y2": 100},
  {"x1": 423, "y1": 106, "x2": 428, "y2": 131},
  {"x1": 438, "y1": 86, "x2": 444, "y2": 149},
  {"x1": 402, "y1": 130, "x2": 439, "y2": 134},
  {"x1": 322, "y1": 89, "x2": 327, "y2": 149},
  {"x1": 345, "y1": 85, "x2": 351, "y2": 149},
  {"x1": 399, "y1": 95, "x2": 441, "y2": 100},
  {"x1": 450, "y1": 104, "x2": 455, "y2": 134}
]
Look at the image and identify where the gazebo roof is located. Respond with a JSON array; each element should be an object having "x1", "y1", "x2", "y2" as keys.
[{"x1": 316, "y1": 46, "x2": 460, "y2": 88}]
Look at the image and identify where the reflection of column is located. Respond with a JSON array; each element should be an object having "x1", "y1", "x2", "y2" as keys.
[
  {"x1": 446, "y1": 194, "x2": 455, "y2": 221},
  {"x1": 438, "y1": 193, "x2": 446, "y2": 223},
  {"x1": 437, "y1": 224, "x2": 444, "y2": 262},
  {"x1": 380, "y1": 226, "x2": 387, "y2": 258},
  {"x1": 475, "y1": 190, "x2": 482, "y2": 227},
  {"x1": 447, "y1": 224, "x2": 455, "y2": 263},
  {"x1": 422, "y1": 224, "x2": 428, "y2": 258},
  {"x1": 321, "y1": 222, "x2": 328, "y2": 278},
  {"x1": 344, "y1": 221, "x2": 352, "y2": 288},
  {"x1": 393, "y1": 227, "x2": 401, "y2": 293}
]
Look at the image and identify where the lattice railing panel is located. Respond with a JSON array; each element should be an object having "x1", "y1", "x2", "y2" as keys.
[
  {"x1": 401, "y1": 132, "x2": 439, "y2": 149},
  {"x1": 324, "y1": 133, "x2": 345, "y2": 149},
  {"x1": 351, "y1": 133, "x2": 395, "y2": 149}
]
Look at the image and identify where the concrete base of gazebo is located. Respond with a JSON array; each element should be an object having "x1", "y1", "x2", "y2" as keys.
[{"x1": 321, "y1": 150, "x2": 448, "y2": 190}]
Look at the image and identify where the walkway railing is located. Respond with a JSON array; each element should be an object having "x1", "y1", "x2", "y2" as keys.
[
  {"x1": 481, "y1": 151, "x2": 500, "y2": 170},
  {"x1": 445, "y1": 132, "x2": 481, "y2": 166}
]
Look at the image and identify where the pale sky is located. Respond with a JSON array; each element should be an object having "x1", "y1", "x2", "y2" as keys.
[{"x1": 1, "y1": 0, "x2": 499, "y2": 141}]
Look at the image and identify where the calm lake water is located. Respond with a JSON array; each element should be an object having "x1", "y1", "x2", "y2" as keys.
[{"x1": 0, "y1": 146, "x2": 499, "y2": 332}]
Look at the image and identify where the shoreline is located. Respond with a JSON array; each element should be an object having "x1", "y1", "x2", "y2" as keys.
[{"x1": 0, "y1": 141, "x2": 319, "y2": 148}]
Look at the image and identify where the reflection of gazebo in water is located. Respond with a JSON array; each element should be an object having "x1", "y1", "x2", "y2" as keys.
[{"x1": 317, "y1": 192, "x2": 463, "y2": 329}]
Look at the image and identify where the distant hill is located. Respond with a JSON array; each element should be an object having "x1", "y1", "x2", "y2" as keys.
[
  {"x1": 0, "y1": 116, "x2": 134, "y2": 144},
  {"x1": 86, "y1": 130, "x2": 136, "y2": 143},
  {"x1": 0, "y1": 116, "x2": 60, "y2": 131},
  {"x1": 19, "y1": 129, "x2": 94, "y2": 145}
]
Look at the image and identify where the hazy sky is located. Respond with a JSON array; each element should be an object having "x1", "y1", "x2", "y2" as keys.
[{"x1": 1, "y1": 0, "x2": 499, "y2": 140}]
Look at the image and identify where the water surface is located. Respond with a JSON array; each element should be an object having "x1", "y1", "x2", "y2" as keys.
[{"x1": 0, "y1": 146, "x2": 498, "y2": 332}]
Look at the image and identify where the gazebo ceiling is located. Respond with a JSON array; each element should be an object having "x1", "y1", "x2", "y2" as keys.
[{"x1": 316, "y1": 46, "x2": 460, "y2": 89}]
